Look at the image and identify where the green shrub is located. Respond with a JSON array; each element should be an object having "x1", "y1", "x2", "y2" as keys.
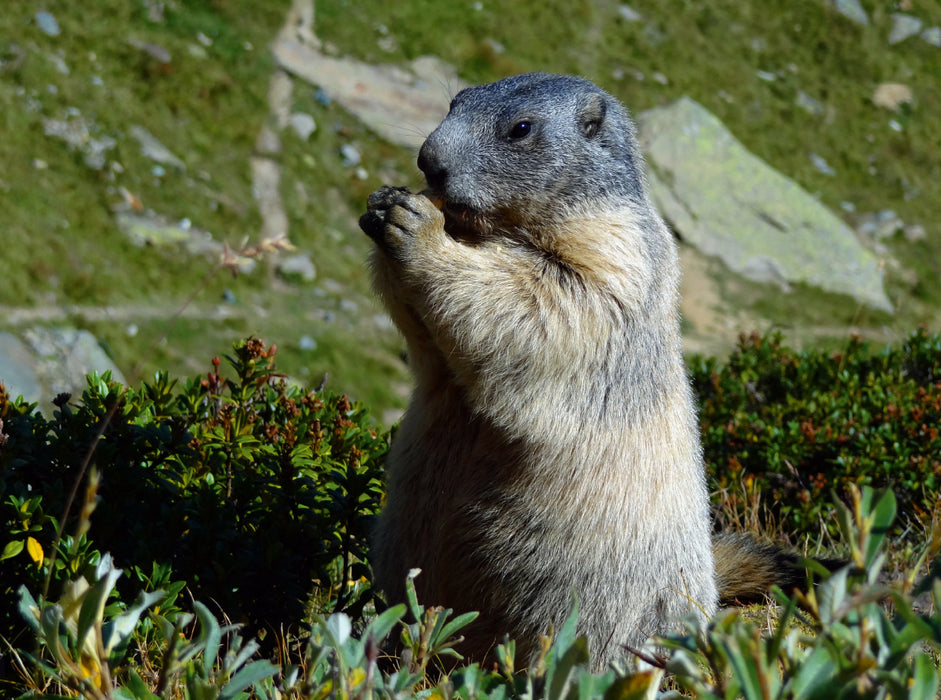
[
  {"x1": 0, "y1": 338, "x2": 387, "y2": 649},
  {"x1": 693, "y1": 328, "x2": 941, "y2": 540},
  {"x1": 4, "y1": 331, "x2": 941, "y2": 697},
  {"x1": 12, "y1": 486, "x2": 940, "y2": 699}
]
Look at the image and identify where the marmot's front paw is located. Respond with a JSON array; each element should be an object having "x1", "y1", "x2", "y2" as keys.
[{"x1": 359, "y1": 186, "x2": 444, "y2": 258}]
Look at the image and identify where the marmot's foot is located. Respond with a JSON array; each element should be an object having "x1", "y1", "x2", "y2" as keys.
[{"x1": 359, "y1": 186, "x2": 444, "y2": 259}]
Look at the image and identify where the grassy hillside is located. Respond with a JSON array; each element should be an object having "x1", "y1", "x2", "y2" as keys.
[{"x1": 2, "y1": 0, "x2": 939, "y2": 419}]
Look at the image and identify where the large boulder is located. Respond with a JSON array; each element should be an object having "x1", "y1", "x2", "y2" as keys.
[
  {"x1": 0, "y1": 328, "x2": 126, "y2": 406},
  {"x1": 272, "y1": 41, "x2": 461, "y2": 150},
  {"x1": 636, "y1": 97, "x2": 892, "y2": 312}
]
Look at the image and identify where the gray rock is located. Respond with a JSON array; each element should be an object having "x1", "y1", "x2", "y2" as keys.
[
  {"x1": 904, "y1": 224, "x2": 926, "y2": 243},
  {"x1": 128, "y1": 125, "x2": 186, "y2": 170},
  {"x1": 921, "y1": 26, "x2": 941, "y2": 47},
  {"x1": 0, "y1": 333, "x2": 42, "y2": 403},
  {"x1": 43, "y1": 112, "x2": 116, "y2": 170},
  {"x1": 857, "y1": 210, "x2": 903, "y2": 240},
  {"x1": 289, "y1": 112, "x2": 317, "y2": 140},
  {"x1": 888, "y1": 14, "x2": 923, "y2": 44},
  {"x1": 0, "y1": 328, "x2": 126, "y2": 406},
  {"x1": 618, "y1": 5, "x2": 642, "y2": 22},
  {"x1": 795, "y1": 90, "x2": 825, "y2": 116},
  {"x1": 483, "y1": 38, "x2": 505, "y2": 54},
  {"x1": 809, "y1": 152, "x2": 836, "y2": 176},
  {"x1": 114, "y1": 210, "x2": 257, "y2": 271},
  {"x1": 272, "y1": 42, "x2": 463, "y2": 149},
  {"x1": 372, "y1": 313, "x2": 395, "y2": 331},
  {"x1": 128, "y1": 38, "x2": 171, "y2": 63},
  {"x1": 637, "y1": 97, "x2": 892, "y2": 312},
  {"x1": 299, "y1": 335, "x2": 318, "y2": 351},
  {"x1": 830, "y1": 0, "x2": 868, "y2": 26},
  {"x1": 250, "y1": 156, "x2": 288, "y2": 241},
  {"x1": 35, "y1": 11, "x2": 61, "y2": 37},
  {"x1": 340, "y1": 143, "x2": 361, "y2": 167},
  {"x1": 277, "y1": 253, "x2": 317, "y2": 282}
]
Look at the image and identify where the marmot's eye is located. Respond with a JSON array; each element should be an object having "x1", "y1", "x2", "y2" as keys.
[{"x1": 509, "y1": 121, "x2": 532, "y2": 139}]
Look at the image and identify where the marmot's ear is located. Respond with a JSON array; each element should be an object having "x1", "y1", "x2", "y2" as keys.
[{"x1": 579, "y1": 93, "x2": 607, "y2": 138}]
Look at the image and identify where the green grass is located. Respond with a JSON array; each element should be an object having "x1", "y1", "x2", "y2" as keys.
[{"x1": 2, "y1": 0, "x2": 939, "y2": 420}]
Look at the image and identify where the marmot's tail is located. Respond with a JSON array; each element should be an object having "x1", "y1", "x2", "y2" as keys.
[{"x1": 713, "y1": 533, "x2": 844, "y2": 605}]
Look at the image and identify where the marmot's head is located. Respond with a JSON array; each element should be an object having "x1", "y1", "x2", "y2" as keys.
[{"x1": 417, "y1": 73, "x2": 648, "y2": 237}]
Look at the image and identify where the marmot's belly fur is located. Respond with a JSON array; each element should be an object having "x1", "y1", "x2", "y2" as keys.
[{"x1": 360, "y1": 73, "x2": 717, "y2": 667}]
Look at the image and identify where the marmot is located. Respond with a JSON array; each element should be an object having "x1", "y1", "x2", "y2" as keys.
[{"x1": 360, "y1": 73, "x2": 807, "y2": 668}]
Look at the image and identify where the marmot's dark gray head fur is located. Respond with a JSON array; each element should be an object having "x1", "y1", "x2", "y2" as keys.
[{"x1": 418, "y1": 72, "x2": 647, "y2": 232}]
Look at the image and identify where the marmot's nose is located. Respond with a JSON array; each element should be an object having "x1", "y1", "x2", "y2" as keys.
[{"x1": 417, "y1": 140, "x2": 448, "y2": 191}]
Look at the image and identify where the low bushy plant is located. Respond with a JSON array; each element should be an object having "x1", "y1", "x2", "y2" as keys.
[
  {"x1": 11, "y1": 485, "x2": 939, "y2": 699},
  {"x1": 693, "y1": 329, "x2": 941, "y2": 542},
  {"x1": 3, "y1": 331, "x2": 941, "y2": 698},
  {"x1": 1, "y1": 338, "x2": 387, "y2": 650}
]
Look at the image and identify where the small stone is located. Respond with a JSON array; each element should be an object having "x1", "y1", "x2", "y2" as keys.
[
  {"x1": 340, "y1": 144, "x2": 361, "y2": 167},
  {"x1": 128, "y1": 38, "x2": 171, "y2": 63},
  {"x1": 618, "y1": 5, "x2": 642, "y2": 22},
  {"x1": 314, "y1": 88, "x2": 331, "y2": 106},
  {"x1": 255, "y1": 125, "x2": 281, "y2": 156},
  {"x1": 888, "y1": 119, "x2": 903, "y2": 132},
  {"x1": 840, "y1": 201, "x2": 855, "y2": 213},
  {"x1": 151, "y1": 164, "x2": 166, "y2": 177},
  {"x1": 653, "y1": 72, "x2": 668, "y2": 85},
  {"x1": 339, "y1": 299, "x2": 358, "y2": 313},
  {"x1": 35, "y1": 11, "x2": 61, "y2": 37},
  {"x1": 126, "y1": 324, "x2": 138, "y2": 337},
  {"x1": 222, "y1": 289, "x2": 236, "y2": 303},
  {"x1": 830, "y1": 0, "x2": 868, "y2": 26},
  {"x1": 277, "y1": 254, "x2": 317, "y2": 283},
  {"x1": 795, "y1": 90, "x2": 825, "y2": 116},
  {"x1": 47, "y1": 53, "x2": 69, "y2": 75},
  {"x1": 85, "y1": 136, "x2": 116, "y2": 170},
  {"x1": 146, "y1": 2, "x2": 165, "y2": 22},
  {"x1": 299, "y1": 335, "x2": 318, "y2": 351},
  {"x1": 756, "y1": 70, "x2": 776, "y2": 82},
  {"x1": 197, "y1": 32, "x2": 212, "y2": 46},
  {"x1": 373, "y1": 314, "x2": 394, "y2": 331},
  {"x1": 904, "y1": 224, "x2": 926, "y2": 242},
  {"x1": 33, "y1": 158, "x2": 48, "y2": 169},
  {"x1": 376, "y1": 36, "x2": 397, "y2": 53},
  {"x1": 888, "y1": 14, "x2": 923, "y2": 44},
  {"x1": 129, "y1": 125, "x2": 186, "y2": 170},
  {"x1": 872, "y1": 83, "x2": 913, "y2": 111},
  {"x1": 809, "y1": 152, "x2": 835, "y2": 176},
  {"x1": 483, "y1": 38, "x2": 505, "y2": 54},
  {"x1": 91, "y1": 75, "x2": 103, "y2": 86},
  {"x1": 921, "y1": 26, "x2": 941, "y2": 47},
  {"x1": 857, "y1": 210, "x2": 903, "y2": 239},
  {"x1": 289, "y1": 112, "x2": 317, "y2": 140}
]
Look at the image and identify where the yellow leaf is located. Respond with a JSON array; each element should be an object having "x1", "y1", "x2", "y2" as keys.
[{"x1": 26, "y1": 537, "x2": 44, "y2": 566}]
